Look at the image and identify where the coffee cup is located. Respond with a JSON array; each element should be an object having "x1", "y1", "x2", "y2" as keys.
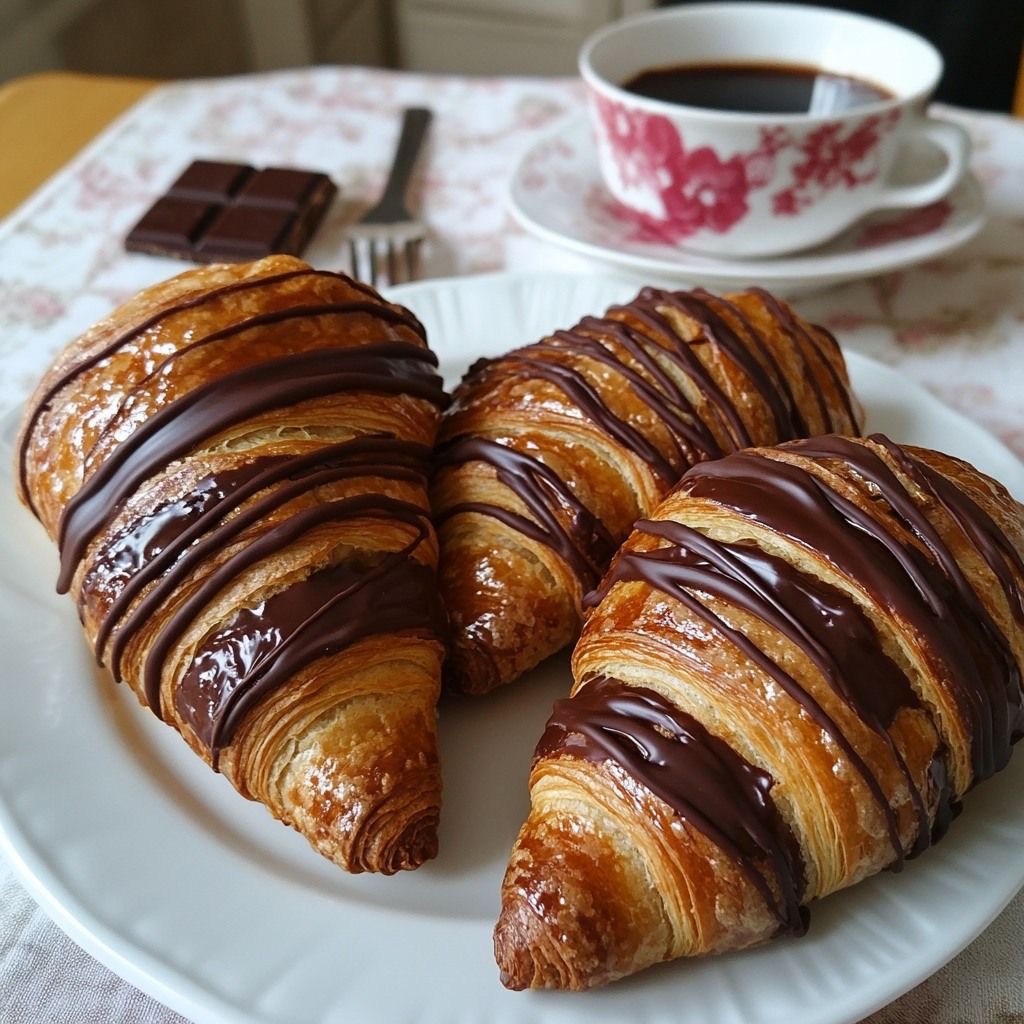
[{"x1": 579, "y1": 3, "x2": 970, "y2": 258}]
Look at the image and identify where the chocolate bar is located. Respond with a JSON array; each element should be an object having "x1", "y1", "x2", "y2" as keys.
[{"x1": 125, "y1": 160, "x2": 337, "y2": 263}]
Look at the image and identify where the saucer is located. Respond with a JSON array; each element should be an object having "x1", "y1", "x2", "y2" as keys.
[{"x1": 508, "y1": 118, "x2": 986, "y2": 294}]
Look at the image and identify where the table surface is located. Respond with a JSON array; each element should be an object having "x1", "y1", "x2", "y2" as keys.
[{"x1": 0, "y1": 67, "x2": 1022, "y2": 1024}]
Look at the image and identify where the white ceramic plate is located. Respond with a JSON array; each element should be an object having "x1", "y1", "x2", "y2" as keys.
[
  {"x1": 508, "y1": 119, "x2": 986, "y2": 294},
  {"x1": 1, "y1": 271, "x2": 1022, "y2": 1024}
]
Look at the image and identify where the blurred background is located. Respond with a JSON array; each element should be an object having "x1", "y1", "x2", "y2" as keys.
[{"x1": 0, "y1": 0, "x2": 1020, "y2": 112}]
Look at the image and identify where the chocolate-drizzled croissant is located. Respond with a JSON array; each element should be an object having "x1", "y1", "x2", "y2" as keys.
[
  {"x1": 15, "y1": 255, "x2": 449, "y2": 874},
  {"x1": 433, "y1": 287, "x2": 862, "y2": 695},
  {"x1": 496, "y1": 434, "x2": 1024, "y2": 989}
]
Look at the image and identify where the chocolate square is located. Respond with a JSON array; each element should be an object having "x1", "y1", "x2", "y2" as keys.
[
  {"x1": 168, "y1": 160, "x2": 254, "y2": 203},
  {"x1": 125, "y1": 158, "x2": 337, "y2": 264},
  {"x1": 195, "y1": 205, "x2": 296, "y2": 262},
  {"x1": 124, "y1": 197, "x2": 217, "y2": 255},
  {"x1": 236, "y1": 168, "x2": 327, "y2": 210}
]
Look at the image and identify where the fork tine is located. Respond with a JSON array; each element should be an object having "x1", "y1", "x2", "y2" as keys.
[
  {"x1": 386, "y1": 239, "x2": 399, "y2": 286},
  {"x1": 347, "y1": 229, "x2": 426, "y2": 286},
  {"x1": 348, "y1": 237, "x2": 361, "y2": 282},
  {"x1": 367, "y1": 239, "x2": 379, "y2": 289},
  {"x1": 405, "y1": 237, "x2": 421, "y2": 283}
]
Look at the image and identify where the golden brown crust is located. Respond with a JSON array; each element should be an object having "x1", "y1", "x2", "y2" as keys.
[
  {"x1": 16, "y1": 255, "x2": 447, "y2": 874},
  {"x1": 433, "y1": 287, "x2": 863, "y2": 695},
  {"x1": 495, "y1": 435, "x2": 1024, "y2": 988}
]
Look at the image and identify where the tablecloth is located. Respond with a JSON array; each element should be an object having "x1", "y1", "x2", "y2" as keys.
[{"x1": 0, "y1": 66, "x2": 1022, "y2": 1024}]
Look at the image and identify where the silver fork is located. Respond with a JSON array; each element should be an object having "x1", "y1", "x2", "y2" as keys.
[{"x1": 345, "y1": 107, "x2": 433, "y2": 287}]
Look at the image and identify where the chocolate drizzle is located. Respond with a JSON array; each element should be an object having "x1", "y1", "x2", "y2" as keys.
[
  {"x1": 631, "y1": 521, "x2": 919, "y2": 733},
  {"x1": 173, "y1": 509, "x2": 446, "y2": 763},
  {"x1": 18, "y1": 267, "x2": 422, "y2": 512},
  {"x1": 494, "y1": 356, "x2": 677, "y2": 484},
  {"x1": 91, "y1": 437, "x2": 431, "y2": 672},
  {"x1": 575, "y1": 308, "x2": 748, "y2": 451},
  {"x1": 676, "y1": 436, "x2": 1023, "y2": 783},
  {"x1": 549, "y1": 321, "x2": 724, "y2": 465},
  {"x1": 747, "y1": 287, "x2": 861, "y2": 432},
  {"x1": 615, "y1": 287, "x2": 820, "y2": 442},
  {"x1": 90, "y1": 458, "x2": 289, "y2": 649},
  {"x1": 435, "y1": 437, "x2": 615, "y2": 587},
  {"x1": 538, "y1": 674, "x2": 807, "y2": 936},
  {"x1": 144, "y1": 492, "x2": 435, "y2": 751},
  {"x1": 593, "y1": 519, "x2": 915, "y2": 861},
  {"x1": 441, "y1": 286, "x2": 856, "y2": 588},
  {"x1": 57, "y1": 341, "x2": 445, "y2": 590},
  {"x1": 114, "y1": 299, "x2": 425, "y2": 411},
  {"x1": 870, "y1": 435, "x2": 1024, "y2": 626}
]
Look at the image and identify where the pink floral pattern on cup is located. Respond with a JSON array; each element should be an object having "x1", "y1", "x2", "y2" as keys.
[
  {"x1": 592, "y1": 92, "x2": 902, "y2": 245},
  {"x1": 594, "y1": 93, "x2": 749, "y2": 241},
  {"x1": 774, "y1": 111, "x2": 901, "y2": 214}
]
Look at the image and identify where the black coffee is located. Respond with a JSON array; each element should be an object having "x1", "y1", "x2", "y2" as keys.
[{"x1": 622, "y1": 62, "x2": 894, "y2": 115}]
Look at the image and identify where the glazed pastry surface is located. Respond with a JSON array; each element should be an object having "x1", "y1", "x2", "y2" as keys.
[
  {"x1": 495, "y1": 434, "x2": 1024, "y2": 989},
  {"x1": 16, "y1": 255, "x2": 448, "y2": 874},
  {"x1": 433, "y1": 286, "x2": 863, "y2": 694}
]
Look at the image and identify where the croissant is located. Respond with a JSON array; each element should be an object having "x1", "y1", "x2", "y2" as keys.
[
  {"x1": 433, "y1": 286, "x2": 863, "y2": 695},
  {"x1": 15, "y1": 254, "x2": 449, "y2": 874},
  {"x1": 495, "y1": 433, "x2": 1024, "y2": 989}
]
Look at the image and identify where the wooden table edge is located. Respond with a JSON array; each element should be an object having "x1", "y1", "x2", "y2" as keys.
[{"x1": 0, "y1": 71, "x2": 161, "y2": 219}]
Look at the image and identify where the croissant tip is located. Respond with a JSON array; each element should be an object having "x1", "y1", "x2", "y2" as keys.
[
  {"x1": 497, "y1": 967, "x2": 522, "y2": 991},
  {"x1": 375, "y1": 811, "x2": 440, "y2": 874},
  {"x1": 278, "y1": 738, "x2": 442, "y2": 875},
  {"x1": 493, "y1": 891, "x2": 592, "y2": 991},
  {"x1": 333, "y1": 796, "x2": 441, "y2": 874},
  {"x1": 493, "y1": 899, "x2": 546, "y2": 990},
  {"x1": 443, "y1": 639, "x2": 502, "y2": 696}
]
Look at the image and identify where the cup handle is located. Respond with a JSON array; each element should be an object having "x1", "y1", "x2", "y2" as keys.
[{"x1": 870, "y1": 117, "x2": 971, "y2": 211}]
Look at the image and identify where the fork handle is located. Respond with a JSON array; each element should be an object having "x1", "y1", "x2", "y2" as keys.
[{"x1": 377, "y1": 107, "x2": 433, "y2": 212}]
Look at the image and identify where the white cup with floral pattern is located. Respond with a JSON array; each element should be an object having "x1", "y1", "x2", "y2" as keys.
[{"x1": 579, "y1": 2, "x2": 970, "y2": 258}]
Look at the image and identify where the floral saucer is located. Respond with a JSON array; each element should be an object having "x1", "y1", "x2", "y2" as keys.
[{"x1": 508, "y1": 118, "x2": 985, "y2": 294}]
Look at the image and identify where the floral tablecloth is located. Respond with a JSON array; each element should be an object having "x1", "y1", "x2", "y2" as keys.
[{"x1": 0, "y1": 66, "x2": 1022, "y2": 1024}]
